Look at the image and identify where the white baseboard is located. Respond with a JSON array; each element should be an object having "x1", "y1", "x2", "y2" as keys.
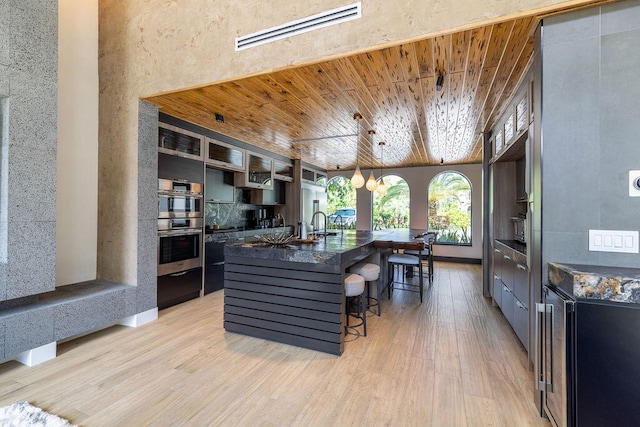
[
  {"x1": 118, "y1": 307, "x2": 158, "y2": 327},
  {"x1": 16, "y1": 342, "x2": 57, "y2": 367}
]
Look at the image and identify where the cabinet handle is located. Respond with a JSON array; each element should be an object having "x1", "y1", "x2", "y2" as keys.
[
  {"x1": 516, "y1": 300, "x2": 527, "y2": 310},
  {"x1": 503, "y1": 285, "x2": 511, "y2": 293},
  {"x1": 534, "y1": 303, "x2": 545, "y2": 391},
  {"x1": 213, "y1": 261, "x2": 225, "y2": 266},
  {"x1": 517, "y1": 264, "x2": 527, "y2": 271},
  {"x1": 503, "y1": 255, "x2": 511, "y2": 260},
  {"x1": 494, "y1": 249, "x2": 501, "y2": 253},
  {"x1": 170, "y1": 271, "x2": 189, "y2": 277}
]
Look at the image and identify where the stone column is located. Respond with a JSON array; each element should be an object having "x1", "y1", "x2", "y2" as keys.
[{"x1": 0, "y1": 1, "x2": 58, "y2": 301}]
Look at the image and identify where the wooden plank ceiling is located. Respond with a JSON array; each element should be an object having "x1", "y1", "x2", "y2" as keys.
[{"x1": 146, "y1": 16, "x2": 540, "y2": 171}]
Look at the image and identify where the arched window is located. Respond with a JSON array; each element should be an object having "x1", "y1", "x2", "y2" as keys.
[
  {"x1": 428, "y1": 171, "x2": 472, "y2": 245},
  {"x1": 372, "y1": 175, "x2": 410, "y2": 230},
  {"x1": 326, "y1": 176, "x2": 357, "y2": 229}
]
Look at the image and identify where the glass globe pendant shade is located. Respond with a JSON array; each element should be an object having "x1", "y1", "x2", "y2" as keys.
[
  {"x1": 376, "y1": 179, "x2": 387, "y2": 195},
  {"x1": 366, "y1": 171, "x2": 378, "y2": 191},
  {"x1": 351, "y1": 165, "x2": 365, "y2": 188}
]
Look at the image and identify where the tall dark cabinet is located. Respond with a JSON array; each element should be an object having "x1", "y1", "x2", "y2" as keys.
[{"x1": 487, "y1": 63, "x2": 537, "y2": 365}]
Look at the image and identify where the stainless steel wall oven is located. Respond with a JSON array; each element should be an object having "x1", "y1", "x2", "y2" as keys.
[
  {"x1": 158, "y1": 178, "x2": 203, "y2": 218},
  {"x1": 157, "y1": 178, "x2": 204, "y2": 309},
  {"x1": 157, "y1": 218, "x2": 203, "y2": 276}
]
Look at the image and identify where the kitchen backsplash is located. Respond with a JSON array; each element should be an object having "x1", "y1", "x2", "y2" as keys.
[{"x1": 205, "y1": 189, "x2": 266, "y2": 229}]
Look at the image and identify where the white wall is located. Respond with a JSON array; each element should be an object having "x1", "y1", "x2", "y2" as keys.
[
  {"x1": 56, "y1": 0, "x2": 99, "y2": 285},
  {"x1": 329, "y1": 163, "x2": 483, "y2": 260}
]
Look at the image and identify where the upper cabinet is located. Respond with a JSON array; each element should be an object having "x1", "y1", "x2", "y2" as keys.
[
  {"x1": 205, "y1": 167, "x2": 235, "y2": 203},
  {"x1": 492, "y1": 72, "x2": 534, "y2": 163},
  {"x1": 206, "y1": 137, "x2": 245, "y2": 171},
  {"x1": 516, "y1": 92, "x2": 529, "y2": 135},
  {"x1": 301, "y1": 166, "x2": 327, "y2": 186},
  {"x1": 235, "y1": 151, "x2": 274, "y2": 189},
  {"x1": 158, "y1": 123, "x2": 204, "y2": 161},
  {"x1": 274, "y1": 159, "x2": 294, "y2": 182}
]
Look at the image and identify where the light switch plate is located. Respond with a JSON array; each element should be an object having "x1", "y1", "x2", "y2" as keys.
[
  {"x1": 589, "y1": 229, "x2": 639, "y2": 253},
  {"x1": 630, "y1": 170, "x2": 640, "y2": 197}
]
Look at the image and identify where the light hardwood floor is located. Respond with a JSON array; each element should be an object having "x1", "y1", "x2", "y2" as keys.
[{"x1": 0, "y1": 263, "x2": 549, "y2": 426}]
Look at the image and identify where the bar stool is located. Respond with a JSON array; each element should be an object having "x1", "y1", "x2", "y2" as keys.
[
  {"x1": 388, "y1": 242, "x2": 424, "y2": 303},
  {"x1": 349, "y1": 262, "x2": 381, "y2": 316},
  {"x1": 344, "y1": 273, "x2": 367, "y2": 336},
  {"x1": 404, "y1": 233, "x2": 435, "y2": 284}
]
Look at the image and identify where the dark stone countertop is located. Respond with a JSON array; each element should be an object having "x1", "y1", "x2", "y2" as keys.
[
  {"x1": 548, "y1": 262, "x2": 640, "y2": 304},
  {"x1": 205, "y1": 226, "x2": 294, "y2": 243},
  {"x1": 225, "y1": 230, "x2": 398, "y2": 266}
]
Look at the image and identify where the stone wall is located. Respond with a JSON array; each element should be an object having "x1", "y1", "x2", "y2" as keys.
[{"x1": 0, "y1": 1, "x2": 57, "y2": 301}]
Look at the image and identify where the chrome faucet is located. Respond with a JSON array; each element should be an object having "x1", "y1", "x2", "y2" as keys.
[
  {"x1": 310, "y1": 211, "x2": 327, "y2": 238},
  {"x1": 334, "y1": 214, "x2": 344, "y2": 235}
]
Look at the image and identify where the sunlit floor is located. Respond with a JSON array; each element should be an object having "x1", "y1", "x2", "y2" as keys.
[{"x1": 0, "y1": 262, "x2": 548, "y2": 426}]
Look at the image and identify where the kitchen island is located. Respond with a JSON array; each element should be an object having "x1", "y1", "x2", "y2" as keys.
[{"x1": 223, "y1": 230, "x2": 418, "y2": 355}]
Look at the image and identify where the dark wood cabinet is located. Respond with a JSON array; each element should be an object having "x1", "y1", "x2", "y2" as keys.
[
  {"x1": 204, "y1": 241, "x2": 225, "y2": 294},
  {"x1": 157, "y1": 267, "x2": 202, "y2": 309}
]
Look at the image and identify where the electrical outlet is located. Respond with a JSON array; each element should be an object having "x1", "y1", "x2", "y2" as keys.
[
  {"x1": 630, "y1": 170, "x2": 640, "y2": 197},
  {"x1": 589, "y1": 230, "x2": 639, "y2": 253}
]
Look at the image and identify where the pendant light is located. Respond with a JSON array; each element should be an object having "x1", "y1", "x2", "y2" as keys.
[
  {"x1": 376, "y1": 141, "x2": 387, "y2": 195},
  {"x1": 350, "y1": 113, "x2": 365, "y2": 189},
  {"x1": 365, "y1": 130, "x2": 378, "y2": 191}
]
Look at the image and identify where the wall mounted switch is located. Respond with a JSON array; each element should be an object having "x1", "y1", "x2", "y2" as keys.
[{"x1": 589, "y1": 229, "x2": 639, "y2": 253}]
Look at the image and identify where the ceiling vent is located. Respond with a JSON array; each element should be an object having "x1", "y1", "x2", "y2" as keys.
[{"x1": 235, "y1": 2, "x2": 361, "y2": 51}]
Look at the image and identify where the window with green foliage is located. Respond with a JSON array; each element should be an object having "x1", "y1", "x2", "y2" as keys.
[
  {"x1": 372, "y1": 175, "x2": 410, "y2": 230},
  {"x1": 327, "y1": 176, "x2": 357, "y2": 229},
  {"x1": 428, "y1": 171, "x2": 472, "y2": 245}
]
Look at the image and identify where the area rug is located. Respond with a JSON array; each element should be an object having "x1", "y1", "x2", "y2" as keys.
[{"x1": 0, "y1": 401, "x2": 76, "y2": 427}]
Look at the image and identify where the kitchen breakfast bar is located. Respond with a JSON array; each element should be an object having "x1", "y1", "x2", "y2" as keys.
[{"x1": 223, "y1": 230, "x2": 423, "y2": 355}]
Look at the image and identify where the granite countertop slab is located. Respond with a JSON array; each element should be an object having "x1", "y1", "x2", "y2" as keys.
[
  {"x1": 548, "y1": 262, "x2": 640, "y2": 304},
  {"x1": 224, "y1": 230, "x2": 390, "y2": 265},
  {"x1": 205, "y1": 226, "x2": 293, "y2": 242}
]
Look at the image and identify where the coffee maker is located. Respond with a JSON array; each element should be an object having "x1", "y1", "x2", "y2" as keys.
[{"x1": 247, "y1": 208, "x2": 271, "y2": 228}]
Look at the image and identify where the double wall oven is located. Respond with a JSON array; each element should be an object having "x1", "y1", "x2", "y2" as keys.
[{"x1": 157, "y1": 178, "x2": 203, "y2": 309}]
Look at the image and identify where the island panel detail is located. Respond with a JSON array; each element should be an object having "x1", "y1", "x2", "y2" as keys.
[{"x1": 224, "y1": 255, "x2": 345, "y2": 355}]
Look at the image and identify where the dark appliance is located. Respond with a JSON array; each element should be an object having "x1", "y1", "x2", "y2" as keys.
[
  {"x1": 157, "y1": 178, "x2": 204, "y2": 309},
  {"x1": 246, "y1": 208, "x2": 271, "y2": 229},
  {"x1": 204, "y1": 240, "x2": 225, "y2": 294},
  {"x1": 538, "y1": 285, "x2": 640, "y2": 427},
  {"x1": 538, "y1": 284, "x2": 576, "y2": 427}
]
